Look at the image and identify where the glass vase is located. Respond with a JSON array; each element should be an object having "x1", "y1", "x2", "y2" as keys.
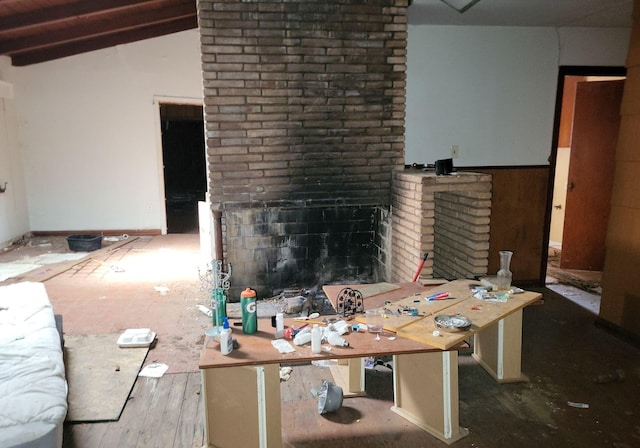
[{"x1": 496, "y1": 250, "x2": 513, "y2": 291}]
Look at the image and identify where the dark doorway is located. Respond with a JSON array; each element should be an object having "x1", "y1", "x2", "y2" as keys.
[{"x1": 160, "y1": 104, "x2": 206, "y2": 234}]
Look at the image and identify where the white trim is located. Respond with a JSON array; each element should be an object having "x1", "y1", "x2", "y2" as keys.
[
  {"x1": 151, "y1": 95, "x2": 204, "y2": 235},
  {"x1": 256, "y1": 366, "x2": 268, "y2": 448},
  {"x1": 497, "y1": 319, "x2": 505, "y2": 379},
  {"x1": 442, "y1": 351, "x2": 452, "y2": 439},
  {"x1": 392, "y1": 355, "x2": 399, "y2": 407}
]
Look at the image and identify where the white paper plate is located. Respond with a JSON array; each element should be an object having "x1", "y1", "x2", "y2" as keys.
[{"x1": 117, "y1": 328, "x2": 156, "y2": 348}]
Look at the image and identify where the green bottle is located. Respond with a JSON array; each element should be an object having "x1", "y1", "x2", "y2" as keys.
[
  {"x1": 213, "y1": 288, "x2": 227, "y2": 327},
  {"x1": 241, "y1": 288, "x2": 257, "y2": 334}
]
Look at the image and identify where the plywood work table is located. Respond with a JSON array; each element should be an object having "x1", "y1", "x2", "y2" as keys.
[
  {"x1": 199, "y1": 280, "x2": 541, "y2": 447},
  {"x1": 322, "y1": 279, "x2": 543, "y2": 443},
  {"x1": 199, "y1": 314, "x2": 463, "y2": 447}
]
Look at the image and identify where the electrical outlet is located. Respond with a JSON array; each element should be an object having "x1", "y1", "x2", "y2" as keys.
[{"x1": 451, "y1": 144, "x2": 459, "y2": 159}]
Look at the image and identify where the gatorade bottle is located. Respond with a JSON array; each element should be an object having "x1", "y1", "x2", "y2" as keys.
[{"x1": 241, "y1": 288, "x2": 258, "y2": 334}]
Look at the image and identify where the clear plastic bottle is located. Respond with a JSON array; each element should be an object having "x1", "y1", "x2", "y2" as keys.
[
  {"x1": 275, "y1": 312, "x2": 284, "y2": 338},
  {"x1": 311, "y1": 324, "x2": 322, "y2": 353},
  {"x1": 220, "y1": 317, "x2": 233, "y2": 355}
]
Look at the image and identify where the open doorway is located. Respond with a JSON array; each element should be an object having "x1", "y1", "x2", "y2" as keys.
[
  {"x1": 546, "y1": 67, "x2": 626, "y2": 311},
  {"x1": 159, "y1": 103, "x2": 206, "y2": 234}
]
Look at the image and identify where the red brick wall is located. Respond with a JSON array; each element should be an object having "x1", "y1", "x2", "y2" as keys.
[{"x1": 197, "y1": 0, "x2": 408, "y2": 296}]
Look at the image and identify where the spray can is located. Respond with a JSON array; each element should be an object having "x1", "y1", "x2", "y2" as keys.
[{"x1": 241, "y1": 287, "x2": 258, "y2": 334}]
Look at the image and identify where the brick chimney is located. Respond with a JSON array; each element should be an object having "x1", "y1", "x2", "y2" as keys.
[{"x1": 197, "y1": 0, "x2": 408, "y2": 297}]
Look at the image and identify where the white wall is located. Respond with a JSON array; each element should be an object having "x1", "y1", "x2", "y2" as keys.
[
  {"x1": 5, "y1": 30, "x2": 203, "y2": 233},
  {"x1": 0, "y1": 25, "x2": 631, "y2": 236},
  {"x1": 405, "y1": 26, "x2": 630, "y2": 166},
  {"x1": 0, "y1": 70, "x2": 30, "y2": 246}
]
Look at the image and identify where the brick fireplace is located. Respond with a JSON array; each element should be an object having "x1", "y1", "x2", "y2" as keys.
[
  {"x1": 391, "y1": 170, "x2": 492, "y2": 283},
  {"x1": 197, "y1": 0, "x2": 491, "y2": 297},
  {"x1": 197, "y1": 0, "x2": 408, "y2": 297}
]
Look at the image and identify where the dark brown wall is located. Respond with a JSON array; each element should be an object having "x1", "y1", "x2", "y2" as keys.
[
  {"x1": 197, "y1": 0, "x2": 408, "y2": 295},
  {"x1": 600, "y1": 0, "x2": 640, "y2": 339},
  {"x1": 472, "y1": 167, "x2": 550, "y2": 285}
]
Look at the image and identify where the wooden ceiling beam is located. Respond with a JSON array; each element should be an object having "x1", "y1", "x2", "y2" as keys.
[
  {"x1": 0, "y1": 0, "x2": 172, "y2": 32},
  {"x1": 10, "y1": 16, "x2": 197, "y2": 66},
  {"x1": 0, "y1": 2, "x2": 196, "y2": 54}
]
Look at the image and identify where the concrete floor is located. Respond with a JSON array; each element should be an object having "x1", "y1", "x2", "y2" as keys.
[{"x1": 2, "y1": 235, "x2": 640, "y2": 447}]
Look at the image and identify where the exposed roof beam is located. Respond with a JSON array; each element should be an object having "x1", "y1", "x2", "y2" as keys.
[
  {"x1": 10, "y1": 16, "x2": 197, "y2": 66},
  {"x1": 0, "y1": 0, "x2": 170, "y2": 32},
  {"x1": 0, "y1": 2, "x2": 196, "y2": 54}
]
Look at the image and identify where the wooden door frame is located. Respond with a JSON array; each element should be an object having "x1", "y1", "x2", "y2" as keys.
[{"x1": 542, "y1": 66, "x2": 626, "y2": 284}]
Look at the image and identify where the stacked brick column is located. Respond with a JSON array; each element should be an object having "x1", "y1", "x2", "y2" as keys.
[
  {"x1": 197, "y1": 0, "x2": 408, "y2": 296},
  {"x1": 391, "y1": 171, "x2": 492, "y2": 282}
]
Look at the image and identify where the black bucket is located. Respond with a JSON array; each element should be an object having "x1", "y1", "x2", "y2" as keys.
[{"x1": 67, "y1": 234, "x2": 102, "y2": 252}]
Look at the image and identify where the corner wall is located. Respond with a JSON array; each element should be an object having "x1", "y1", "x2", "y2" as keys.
[
  {"x1": 600, "y1": 0, "x2": 640, "y2": 339},
  {"x1": 0, "y1": 67, "x2": 29, "y2": 246}
]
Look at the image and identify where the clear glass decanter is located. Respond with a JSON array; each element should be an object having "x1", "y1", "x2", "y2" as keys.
[{"x1": 496, "y1": 250, "x2": 513, "y2": 291}]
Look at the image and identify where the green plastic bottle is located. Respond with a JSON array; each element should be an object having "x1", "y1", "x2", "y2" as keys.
[{"x1": 241, "y1": 288, "x2": 257, "y2": 334}]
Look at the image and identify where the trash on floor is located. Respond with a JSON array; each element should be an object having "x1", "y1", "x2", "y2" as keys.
[
  {"x1": 117, "y1": 328, "x2": 156, "y2": 348},
  {"x1": 311, "y1": 380, "x2": 343, "y2": 414},
  {"x1": 593, "y1": 369, "x2": 625, "y2": 384},
  {"x1": 138, "y1": 363, "x2": 169, "y2": 378},
  {"x1": 279, "y1": 366, "x2": 293, "y2": 381},
  {"x1": 567, "y1": 401, "x2": 589, "y2": 409}
]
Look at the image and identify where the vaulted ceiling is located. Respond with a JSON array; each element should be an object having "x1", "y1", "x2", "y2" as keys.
[
  {"x1": 0, "y1": 0, "x2": 197, "y2": 67},
  {"x1": 0, "y1": 0, "x2": 633, "y2": 67}
]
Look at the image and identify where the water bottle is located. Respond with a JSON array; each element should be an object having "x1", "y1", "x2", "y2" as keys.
[
  {"x1": 241, "y1": 287, "x2": 258, "y2": 334},
  {"x1": 213, "y1": 288, "x2": 227, "y2": 327}
]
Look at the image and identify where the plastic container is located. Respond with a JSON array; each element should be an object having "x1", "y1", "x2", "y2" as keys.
[
  {"x1": 311, "y1": 324, "x2": 322, "y2": 353},
  {"x1": 275, "y1": 312, "x2": 284, "y2": 338},
  {"x1": 67, "y1": 234, "x2": 102, "y2": 251},
  {"x1": 117, "y1": 328, "x2": 156, "y2": 348},
  {"x1": 241, "y1": 287, "x2": 258, "y2": 334},
  {"x1": 220, "y1": 317, "x2": 233, "y2": 355}
]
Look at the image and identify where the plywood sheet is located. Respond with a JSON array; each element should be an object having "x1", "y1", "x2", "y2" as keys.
[
  {"x1": 65, "y1": 333, "x2": 149, "y2": 422},
  {"x1": 396, "y1": 281, "x2": 542, "y2": 350}
]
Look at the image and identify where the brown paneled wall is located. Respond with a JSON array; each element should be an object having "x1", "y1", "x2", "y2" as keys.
[
  {"x1": 599, "y1": 0, "x2": 640, "y2": 340},
  {"x1": 472, "y1": 166, "x2": 550, "y2": 285}
]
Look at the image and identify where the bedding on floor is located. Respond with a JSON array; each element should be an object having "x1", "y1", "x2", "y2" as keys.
[{"x1": 0, "y1": 282, "x2": 67, "y2": 448}]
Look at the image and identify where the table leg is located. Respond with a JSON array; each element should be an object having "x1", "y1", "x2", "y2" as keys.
[
  {"x1": 472, "y1": 308, "x2": 529, "y2": 383},
  {"x1": 201, "y1": 364, "x2": 281, "y2": 448},
  {"x1": 391, "y1": 351, "x2": 468, "y2": 444},
  {"x1": 328, "y1": 358, "x2": 366, "y2": 397}
]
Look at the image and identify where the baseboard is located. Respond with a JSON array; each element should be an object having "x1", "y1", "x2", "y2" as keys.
[
  {"x1": 31, "y1": 229, "x2": 162, "y2": 237},
  {"x1": 595, "y1": 317, "x2": 640, "y2": 349}
]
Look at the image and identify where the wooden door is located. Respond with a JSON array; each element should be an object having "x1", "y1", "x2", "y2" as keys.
[{"x1": 560, "y1": 80, "x2": 624, "y2": 270}]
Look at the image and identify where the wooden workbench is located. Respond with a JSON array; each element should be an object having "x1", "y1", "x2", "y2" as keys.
[{"x1": 199, "y1": 280, "x2": 541, "y2": 447}]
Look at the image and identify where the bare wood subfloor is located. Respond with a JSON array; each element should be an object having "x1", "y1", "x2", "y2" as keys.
[{"x1": 63, "y1": 372, "x2": 205, "y2": 448}]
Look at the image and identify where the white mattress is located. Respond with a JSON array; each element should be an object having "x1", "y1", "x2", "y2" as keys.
[{"x1": 0, "y1": 282, "x2": 68, "y2": 448}]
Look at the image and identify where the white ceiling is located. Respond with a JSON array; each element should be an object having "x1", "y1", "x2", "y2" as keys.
[{"x1": 408, "y1": 0, "x2": 633, "y2": 28}]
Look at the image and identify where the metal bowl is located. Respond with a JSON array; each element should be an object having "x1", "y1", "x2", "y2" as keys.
[{"x1": 434, "y1": 314, "x2": 472, "y2": 332}]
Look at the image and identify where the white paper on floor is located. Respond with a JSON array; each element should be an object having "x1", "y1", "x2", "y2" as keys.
[{"x1": 0, "y1": 263, "x2": 43, "y2": 282}]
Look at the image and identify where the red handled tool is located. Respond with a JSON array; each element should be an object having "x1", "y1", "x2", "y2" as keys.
[{"x1": 412, "y1": 252, "x2": 429, "y2": 282}]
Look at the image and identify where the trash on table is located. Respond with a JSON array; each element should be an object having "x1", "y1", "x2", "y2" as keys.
[
  {"x1": 311, "y1": 380, "x2": 343, "y2": 414},
  {"x1": 271, "y1": 339, "x2": 296, "y2": 354}
]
